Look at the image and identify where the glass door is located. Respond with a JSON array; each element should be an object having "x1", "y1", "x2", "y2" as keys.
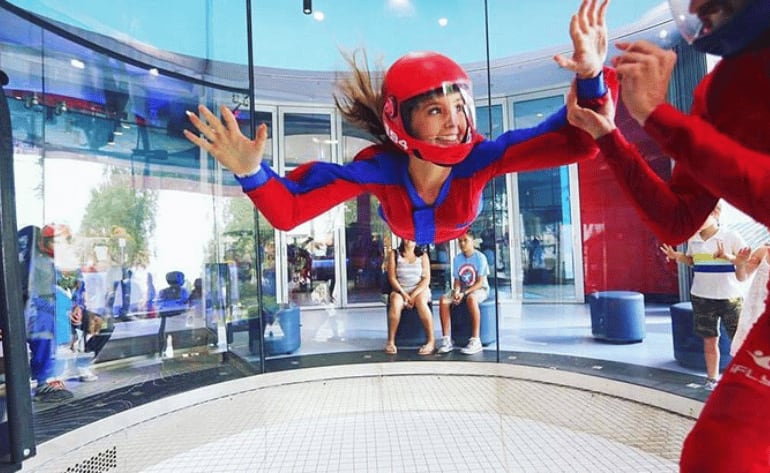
[
  {"x1": 511, "y1": 94, "x2": 584, "y2": 302},
  {"x1": 339, "y1": 121, "x2": 390, "y2": 305},
  {"x1": 279, "y1": 109, "x2": 342, "y2": 309}
]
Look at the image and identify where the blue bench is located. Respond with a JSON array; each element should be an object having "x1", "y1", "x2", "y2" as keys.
[
  {"x1": 389, "y1": 296, "x2": 498, "y2": 347},
  {"x1": 670, "y1": 302, "x2": 732, "y2": 371},
  {"x1": 588, "y1": 291, "x2": 645, "y2": 343}
]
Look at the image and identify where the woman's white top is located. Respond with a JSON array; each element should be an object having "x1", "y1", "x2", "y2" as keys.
[{"x1": 395, "y1": 252, "x2": 424, "y2": 294}]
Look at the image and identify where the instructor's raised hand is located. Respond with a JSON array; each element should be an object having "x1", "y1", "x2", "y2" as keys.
[{"x1": 612, "y1": 40, "x2": 677, "y2": 126}]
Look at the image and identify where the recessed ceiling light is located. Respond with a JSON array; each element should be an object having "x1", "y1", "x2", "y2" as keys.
[
  {"x1": 313, "y1": 11, "x2": 324, "y2": 21},
  {"x1": 438, "y1": 18, "x2": 448, "y2": 27},
  {"x1": 149, "y1": 68, "x2": 159, "y2": 76},
  {"x1": 70, "y1": 59, "x2": 85, "y2": 69}
]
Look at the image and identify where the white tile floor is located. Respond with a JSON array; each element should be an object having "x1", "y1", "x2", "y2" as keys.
[{"x1": 23, "y1": 363, "x2": 698, "y2": 473}]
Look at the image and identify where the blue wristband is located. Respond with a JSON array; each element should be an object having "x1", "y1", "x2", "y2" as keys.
[{"x1": 575, "y1": 70, "x2": 606, "y2": 100}]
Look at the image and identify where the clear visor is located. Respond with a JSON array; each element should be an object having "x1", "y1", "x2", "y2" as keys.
[
  {"x1": 668, "y1": 0, "x2": 704, "y2": 43},
  {"x1": 669, "y1": 0, "x2": 747, "y2": 43},
  {"x1": 401, "y1": 82, "x2": 476, "y2": 146}
]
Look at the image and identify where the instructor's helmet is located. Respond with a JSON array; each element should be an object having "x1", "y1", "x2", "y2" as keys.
[
  {"x1": 381, "y1": 52, "x2": 482, "y2": 166},
  {"x1": 668, "y1": 0, "x2": 770, "y2": 56},
  {"x1": 39, "y1": 223, "x2": 71, "y2": 257}
]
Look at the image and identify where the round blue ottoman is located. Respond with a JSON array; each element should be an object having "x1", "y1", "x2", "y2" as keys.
[
  {"x1": 264, "y1": 306, "x2": 301, "y2": 356},
  {"x1": 450, "y1": 298, "x2": 497, "y2": 347},
  {"x1": 232, "y1": 305, "x2": 301, "y2": 356},
  {"x1": 588, "y1": 291, "x2": 645, "y2": 343},
  {"x1": 670, "y1": 302, "x2": 732, "y2": 371}
]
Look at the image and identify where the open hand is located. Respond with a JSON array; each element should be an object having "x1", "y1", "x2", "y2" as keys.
[
  {"x1": 611, "y1": 40, "x2": 677, "y2": 125},
  {"x1": 659, "y1": 243, "x2": 678, "y2": 262},
  {"x1": 554, "y1": 0, "x2": 609, "y2": 79},
  {"x1": 183, "y1": 104, "x2": 268, "y2": 176},
  {"x1": 713, "y1": 240, "x2": 725, "y2": 259},
  {"x1": 734, "y1": 247, "x2": 752, "y2": 266}
]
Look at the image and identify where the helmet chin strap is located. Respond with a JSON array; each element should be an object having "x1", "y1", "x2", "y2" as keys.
[{"x1": 412, "y1": 149, "x2": 454, "y2": 167}]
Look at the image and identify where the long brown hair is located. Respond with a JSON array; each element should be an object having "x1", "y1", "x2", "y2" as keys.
[
  {"x1": 333, "y1": 49, "x2": 387, "y2": 144},
  {"x1": 397, "y1": 239, "x2": 425, "y2": 257}
]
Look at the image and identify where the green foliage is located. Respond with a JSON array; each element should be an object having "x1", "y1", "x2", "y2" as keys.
[{"x1": 79, "y1": 168, "x2": 158, "y2": 266}]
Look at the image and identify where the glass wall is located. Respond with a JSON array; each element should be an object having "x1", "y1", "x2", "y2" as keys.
[
  {"x1": 512, "y1": 94, "x2": 584, "y2": 302},
  {"x1": 0, "y1": 0, "x2": 257, "y2": 436}
]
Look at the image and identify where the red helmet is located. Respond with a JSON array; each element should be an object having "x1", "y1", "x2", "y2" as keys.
[
  {"x1": 41, "y1": 223, "x2": 71, "y2": 239},
  {"x1": 39, "y1": 223, "x2": 71, "y2": 256},
  {"x1": 382, "y1": 52, "x2": 482, "y2": 166}
]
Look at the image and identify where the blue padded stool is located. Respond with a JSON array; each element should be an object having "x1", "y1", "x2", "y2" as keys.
[
  {"x1": 387, "y1": 301, "x2": 434, "y2": 347},
  {"x1": 670, "y1": 302, "x2": 732, "y2": 371},
  {"x1": 230, "y1": 305, "x2": 301, "y2": 356},
  {"x1": 263, "y1": 305, "x2": 301, "y2": 355},
  {"x1": 450, "y1": 297, "x2": 497, "y2": 347},
  {"x1": 588, "y1": 291, "x2": 645, "y2": 343}
]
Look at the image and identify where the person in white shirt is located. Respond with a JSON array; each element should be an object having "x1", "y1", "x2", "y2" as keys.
[{"x1": 660, "y1": 202, "x2": 746, "y2": 391}]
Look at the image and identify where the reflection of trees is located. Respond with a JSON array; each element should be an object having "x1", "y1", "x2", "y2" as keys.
[
  {"x1": 207, "y1": 198, "x2": 262, "y2": 301},
  {"x1": 225, "y1": 199, "x2": 258, "y2": 262},
  {"x1": 206, "y1": 198, "x2": 258, "y2": 265},
  {"x1": 79, "y1": 168, "x2": 157, "y2": 266}
]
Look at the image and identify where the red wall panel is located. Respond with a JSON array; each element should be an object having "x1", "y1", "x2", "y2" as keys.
[{"x1": 578, "y1": 103, "x2": 679, "y2": 299}]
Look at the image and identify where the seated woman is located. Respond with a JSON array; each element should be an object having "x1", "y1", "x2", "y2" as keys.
[{"x1": 385, "y1": 239, "x2": 434, "y2": 355}]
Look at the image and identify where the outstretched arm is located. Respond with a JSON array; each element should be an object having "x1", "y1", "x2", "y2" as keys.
[
  {"x1": 488, "y1": 0, "x2": 616, "y2": 174},
  {"x1": 484, "y1": 0, "x2": 614, "y2": 174},
  {"x1": 643, "y1": 104, "x2": 770, "y2": 222},
  {"x1": 611, "y1": 38, "x2": 770, "y2": 222},
  {"x1": 564, "y1": 40, "x2": 717, "y2": 243},
  {"x1": 596, "y1": 129, "x2": 718, "y2": 244},
  {"x1": 185, "y1": 104, "x2": 374, "y2": 231},
  {"x1": 239, "y1": 160, "x2": 368, "y2": 231}
]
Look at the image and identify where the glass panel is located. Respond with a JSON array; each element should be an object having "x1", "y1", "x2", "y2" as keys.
[
  {"x1": 341, "y1": 122, "x2": 389, "y2": 305},
  {"x1": 9, "y1": 0, "x2": 249, "y2": 73},
  {"x1": 473, "y1": 103, "x2": 513, "y2": 299},
  {"x1": 218, "y1": 110, "x2": 273, "y2": 362},
  {"x1": 251, "y1": 0, "x2": 491, "y2": 359},
  {"x1": 282, "y1": 111, "x2": 339, "y2": 309},
  {"x1": 512, "y1": 95, "x2": 579, "y2": 302},
  {"x1": 3, "y1": 2, "x2": 254, "y2": 417},
  {"x1": 426, "y1": 242, "x2": 451, "y2": 296}
]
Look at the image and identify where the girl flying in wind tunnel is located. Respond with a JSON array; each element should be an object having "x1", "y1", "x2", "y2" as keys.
[{"x1": 184, "y1": 0, "x2": 616, "y2": 245}]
